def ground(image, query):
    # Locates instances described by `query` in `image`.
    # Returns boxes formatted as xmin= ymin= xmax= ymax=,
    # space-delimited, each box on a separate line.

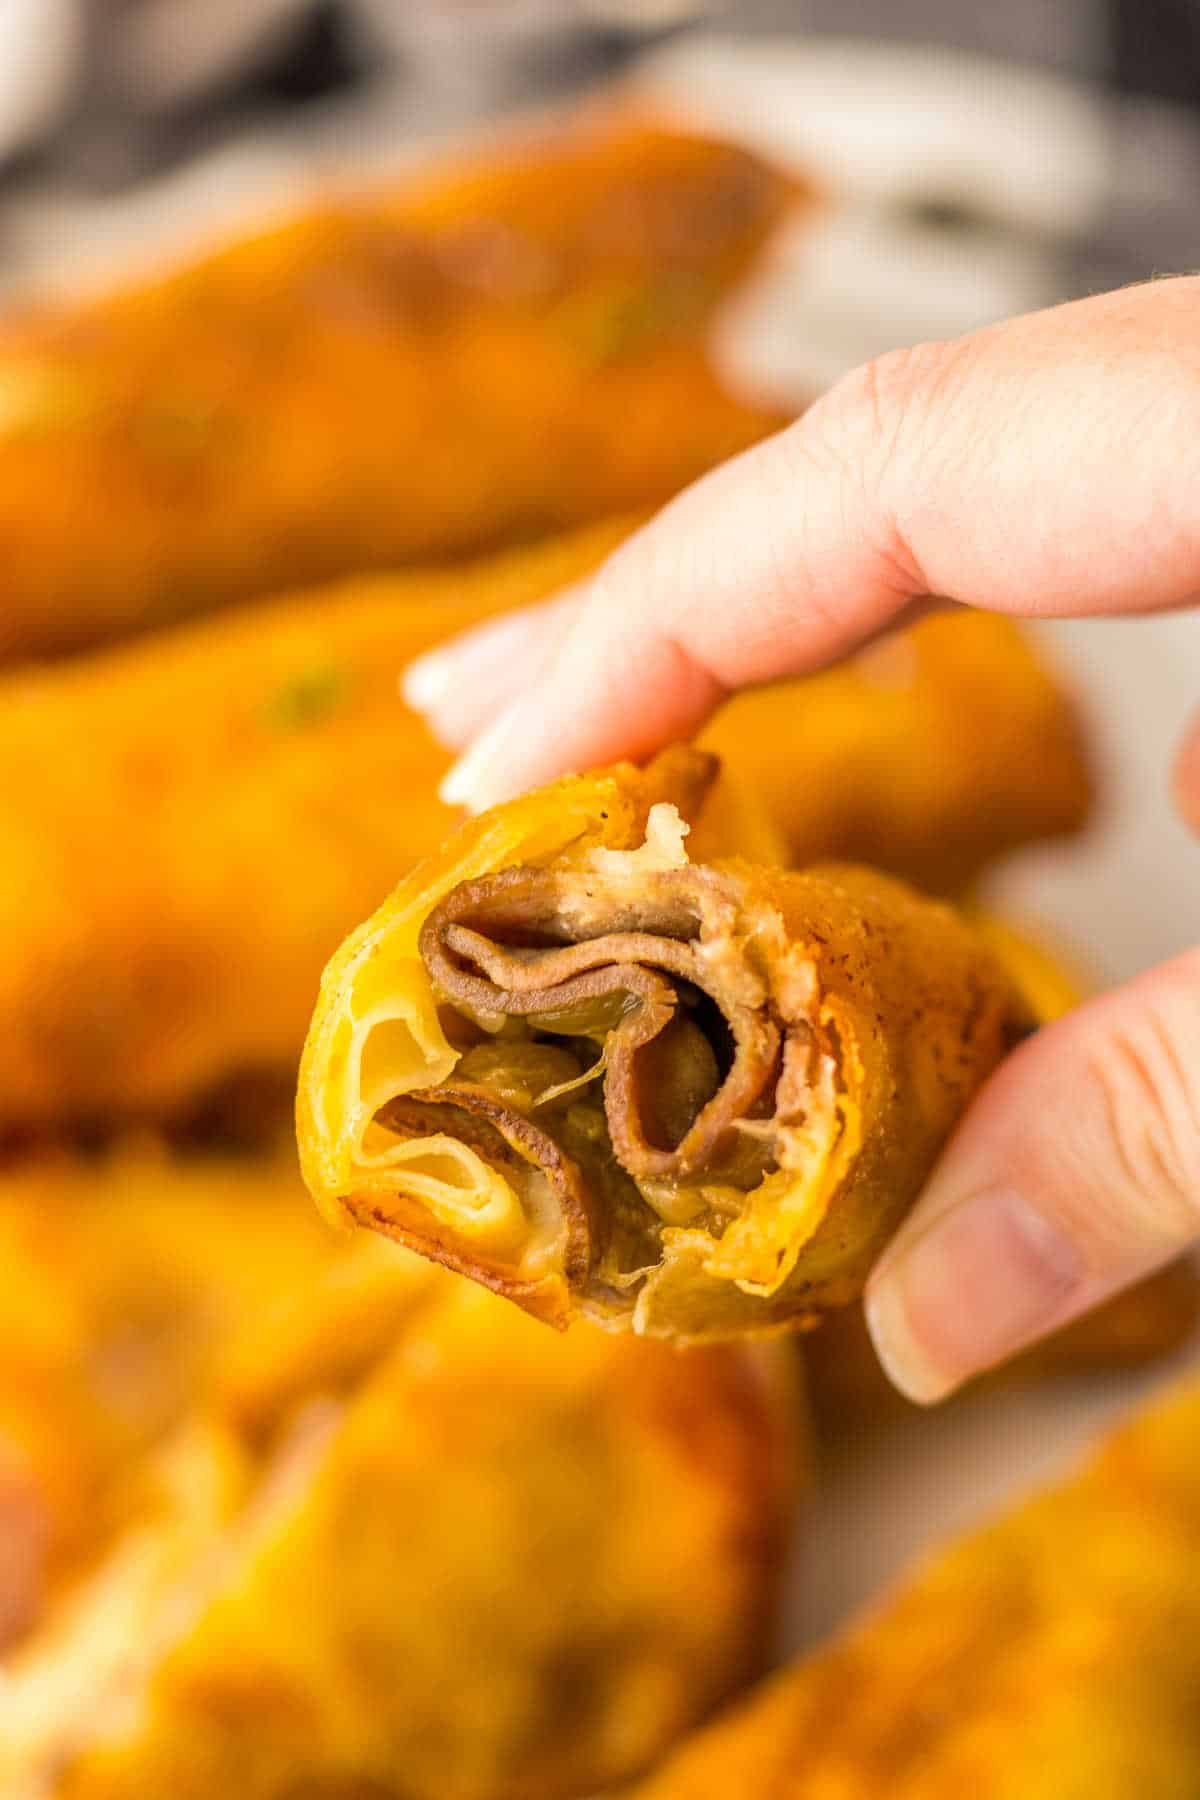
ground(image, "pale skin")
xmin=403 ymin=277 xmax=1200 ymax=1402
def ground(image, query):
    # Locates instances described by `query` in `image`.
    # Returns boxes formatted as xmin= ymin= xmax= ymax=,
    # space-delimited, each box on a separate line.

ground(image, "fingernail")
xmin=403 ymin=606 xmax=559 ymax=717
xmin=438 ymin=703 xmax=525 ymax=811
xmin=401 ymin=651 xmax=454 ymax=713
xmin=865 ymin=1187 xmax=1084 ymax=1404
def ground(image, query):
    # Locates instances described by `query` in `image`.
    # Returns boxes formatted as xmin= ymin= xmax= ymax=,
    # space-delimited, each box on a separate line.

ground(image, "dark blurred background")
xmin=0 ymin=0 xmax=1198 ymax=320
xmin=0 ymin=0 xmax=1130 ymax=178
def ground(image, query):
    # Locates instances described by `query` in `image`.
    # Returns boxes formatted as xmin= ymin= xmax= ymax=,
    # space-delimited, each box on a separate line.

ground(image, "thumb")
xmin=865 ymin=948 xmax=1200 ymax=1402
xmin=1174 ymin=707 xmax=1200 ymax=835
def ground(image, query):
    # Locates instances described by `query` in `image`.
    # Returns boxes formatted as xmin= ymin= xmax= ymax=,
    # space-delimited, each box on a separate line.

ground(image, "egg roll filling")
xmin=418 ymin=868 xmax=789 ymax=1177
xmin=343 ymin=853 xmax=841 ymax=1320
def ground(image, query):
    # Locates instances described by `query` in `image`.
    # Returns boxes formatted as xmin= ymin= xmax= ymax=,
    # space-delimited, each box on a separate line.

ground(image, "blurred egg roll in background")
xmin=0 ymin=1157 xmax=799 ymax=1800
xmin=0 ymin=121 xmax=799 ymax=662
xmin=631 ymin=1371 xmax=1200 ymax=1799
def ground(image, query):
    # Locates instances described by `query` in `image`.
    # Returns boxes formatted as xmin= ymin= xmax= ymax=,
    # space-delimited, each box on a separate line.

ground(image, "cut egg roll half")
xmin=298 ymin=753 xmax=1028 ymax=1340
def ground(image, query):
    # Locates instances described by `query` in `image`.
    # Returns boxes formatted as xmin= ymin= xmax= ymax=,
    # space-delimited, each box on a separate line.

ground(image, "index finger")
xmin=439 ymin=398 xmax=918 ymax=808
xmin=434 ymin=278 xmax=1200 ymax=809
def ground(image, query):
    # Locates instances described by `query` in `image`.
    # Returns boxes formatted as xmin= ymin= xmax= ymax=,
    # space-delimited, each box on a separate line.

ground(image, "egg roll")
xmin=299 ymin=755 xmax=1027 ymax=1341
xmin=632 ymin=1373 xmax=1200 ymax=1800
xmin=0 ymin=122 xmax=797 ymax=662
xmin=0 ymin=521 xmax=1087 ymax=1134
xmin=3 ymin=1244 xmax=798 ymax=1800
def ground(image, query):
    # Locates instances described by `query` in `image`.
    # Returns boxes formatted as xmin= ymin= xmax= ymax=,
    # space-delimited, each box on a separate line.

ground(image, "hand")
xmin=404 ymin=277 xmax=1200 ymax=1402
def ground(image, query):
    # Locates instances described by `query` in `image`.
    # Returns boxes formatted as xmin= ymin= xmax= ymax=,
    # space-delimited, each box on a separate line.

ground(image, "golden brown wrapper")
xmin=1 ymin=1219 xmax=799 ymax=1800
xmin=0 ymin=121 xmax=797 ymax=662
xmin=299 ymin=757 xmax=1027 ymax=1341
xmin=805 ymin=919 xmax=1199 ymax=1429
xmin=967 ymin=912 xmax=1093 ymax=1023
xmin=631 ymin=1373 xmax=1200 ymax=1800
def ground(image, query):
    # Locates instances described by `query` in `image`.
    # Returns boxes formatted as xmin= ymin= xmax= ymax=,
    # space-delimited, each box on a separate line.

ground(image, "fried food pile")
xmin=0 ymin=100 xmax=1190 ymax=1800
xmin=0 ymin=1151 xmax=796 ymax=1800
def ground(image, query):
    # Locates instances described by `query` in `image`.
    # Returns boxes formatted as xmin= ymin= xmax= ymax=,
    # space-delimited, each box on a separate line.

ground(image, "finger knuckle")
xmin=1087 ymin=954 xmax=1200 ymax=1240
xmin=831 ymin=340 xmax=963 ymax=464
xmin=791 ymin=338 xmax=965 ymax=595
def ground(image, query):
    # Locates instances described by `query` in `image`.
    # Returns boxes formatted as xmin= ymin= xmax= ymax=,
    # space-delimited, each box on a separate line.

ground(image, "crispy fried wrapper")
xmin=632 ymin=1373 xmax=1200 ymax=1799
xmin=1 ymin=1227 xmax=799 ymax=1800
xmin=0 ymin=121 xmax=799 ymax=661
xmin=299 ymin=755 xmax=1028 ymax=1342
xmin=805 ymin=916 xmax=1200 ymax=1427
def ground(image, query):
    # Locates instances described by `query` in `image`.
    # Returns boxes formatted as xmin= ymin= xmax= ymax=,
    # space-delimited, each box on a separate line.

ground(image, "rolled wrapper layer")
xmin=806 ymin=916 xmax=1200 ymax=1426
xmin=631 ymin=1374 xmax=1200 ymax=1799
xmin=0 ymin=122 xmax=797 ymax=661
xmin=299 ymin=757 xmax=1027 ymax=1340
